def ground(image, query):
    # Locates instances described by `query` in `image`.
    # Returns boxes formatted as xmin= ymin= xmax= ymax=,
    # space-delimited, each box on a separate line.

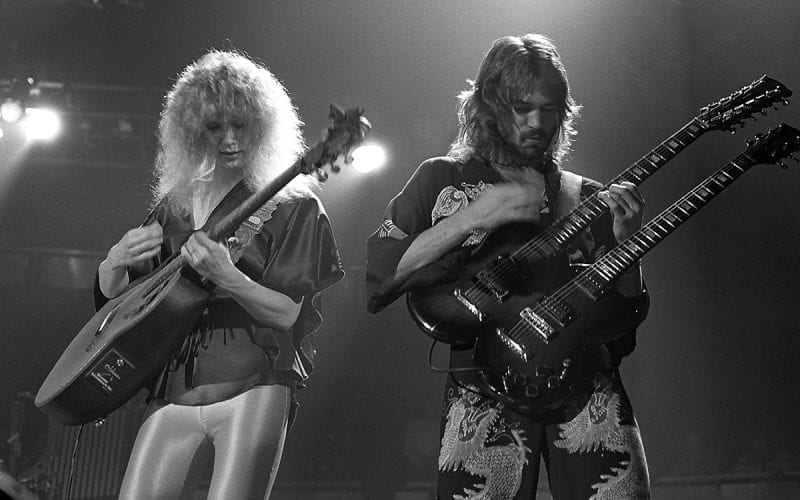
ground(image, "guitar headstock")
xmin=298 ymin=103 xmax=372 ymax=181
xmin=698 ymin=75 xmax=792 ymax=133
xmin=744 ymin=123 xmax=800 ymax=169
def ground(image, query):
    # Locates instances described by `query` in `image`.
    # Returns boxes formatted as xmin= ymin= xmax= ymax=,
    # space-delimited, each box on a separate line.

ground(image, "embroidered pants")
xmin=119 ymin=385 xmax=291 ymax=500
xmin=437 ymin=368 xmax=650 ymax=499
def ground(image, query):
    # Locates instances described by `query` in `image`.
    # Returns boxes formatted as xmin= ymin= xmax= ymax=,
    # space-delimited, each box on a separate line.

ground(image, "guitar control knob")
xmin=547 ymin=376 xmax=561 ymax=389
xmin=559 ymin=358 xmax=571 ymax=380
xmin=535 ymin=365 xmax=549 ymax=378
xmin=512 ymin=373 xmax=528 ymax=386
xmin=524 ymin=383 xmax=539 ymax=398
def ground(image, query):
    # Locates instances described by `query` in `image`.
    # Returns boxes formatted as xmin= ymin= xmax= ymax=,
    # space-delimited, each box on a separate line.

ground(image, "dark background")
xmin=1 ymin=0 xmax=799 ymax=496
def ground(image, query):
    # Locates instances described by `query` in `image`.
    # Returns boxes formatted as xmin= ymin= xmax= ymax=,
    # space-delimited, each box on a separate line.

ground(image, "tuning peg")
xmin=745 ymin=132 xmax=763 ymax=147
xmin=316 ymin=169 xmax=329 ymax=182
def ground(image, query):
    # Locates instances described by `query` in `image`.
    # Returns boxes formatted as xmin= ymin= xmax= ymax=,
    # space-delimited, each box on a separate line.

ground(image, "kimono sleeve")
xmin=258 ymin=196 xmax=344 ymax=335
xmin=365 ymin=158 xmax=467 ymax=313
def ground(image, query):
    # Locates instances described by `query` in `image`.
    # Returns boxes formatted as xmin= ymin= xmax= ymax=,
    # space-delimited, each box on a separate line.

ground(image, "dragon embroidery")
xmin=439 ymin=386 xmax=530 ymax=499
xmin=554 ymin=386 xmax=650 ymax=499
xmin=431 ymin=182 xmax=490 ymax=247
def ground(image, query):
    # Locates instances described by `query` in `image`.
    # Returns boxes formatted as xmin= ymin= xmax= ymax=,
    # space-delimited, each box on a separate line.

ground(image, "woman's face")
xmin=201 ymin=112 xmax=256 ymax=171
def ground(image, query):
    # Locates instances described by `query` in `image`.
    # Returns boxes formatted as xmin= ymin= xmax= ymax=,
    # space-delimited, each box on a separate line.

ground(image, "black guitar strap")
xmin=544 ymin=170 xmax=583 ymax=224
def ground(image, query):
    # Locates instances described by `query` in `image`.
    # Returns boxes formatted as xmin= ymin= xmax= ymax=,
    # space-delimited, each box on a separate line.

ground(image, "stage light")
xmin=24 ymin=108 xmax=62 ymax=142
xmin=351 ymin=143 xmax=387 ymax=173
xmin=1 ymin=98 xmax=24 ymax=123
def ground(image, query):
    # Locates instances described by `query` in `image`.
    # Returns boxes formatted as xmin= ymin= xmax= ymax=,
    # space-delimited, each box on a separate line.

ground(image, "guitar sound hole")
xmin=124 ymin=280 xmax=169 ymax=320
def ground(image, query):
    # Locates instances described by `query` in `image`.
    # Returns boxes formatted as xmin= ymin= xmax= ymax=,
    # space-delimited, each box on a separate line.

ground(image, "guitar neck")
xmin=515 ymin=118 xmax=709 ymax=263
xmin=565 ymin=150 xmax=763 ymax=301
xmin=206 ymin=165 xmax=301 ymax=241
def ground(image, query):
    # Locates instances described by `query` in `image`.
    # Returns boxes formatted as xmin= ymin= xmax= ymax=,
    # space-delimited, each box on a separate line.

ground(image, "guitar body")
xmin=407 ymin=223 xmax=571 ymax=347
xmin=473 ymin=288 xmax=642 ymax=416
xmin=35 ymin=264 xmax=210 ymax=425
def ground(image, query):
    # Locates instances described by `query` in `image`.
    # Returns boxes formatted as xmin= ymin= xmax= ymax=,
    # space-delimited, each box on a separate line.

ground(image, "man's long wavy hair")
xmin=152 ymin=49 xmax=309 ymax=213
xmin=448 ymin=34 xmax=581 ymax=169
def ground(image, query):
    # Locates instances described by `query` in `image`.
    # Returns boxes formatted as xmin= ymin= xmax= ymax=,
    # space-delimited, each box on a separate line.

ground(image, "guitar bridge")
xmin=519 ymin=307 xmax=556 ymax=343
xmin=454 ymin=288 xmax=484 ymax=321
xmin=495 ymin=328 xmax=528 ymax=362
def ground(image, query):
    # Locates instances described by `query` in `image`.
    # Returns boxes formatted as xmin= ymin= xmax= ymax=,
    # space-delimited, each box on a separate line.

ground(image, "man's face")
xmin=202 ymin=112 xmax=256 ymax=171
xmin=497 ymin=84 xmax=559 ymax=162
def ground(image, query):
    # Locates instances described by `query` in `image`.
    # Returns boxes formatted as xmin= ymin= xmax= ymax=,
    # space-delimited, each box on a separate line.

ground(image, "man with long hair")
xmin=367 ymin=34 xmax=651 ymax=498
xmin=96 ymin=50 xmax=343 ymax=499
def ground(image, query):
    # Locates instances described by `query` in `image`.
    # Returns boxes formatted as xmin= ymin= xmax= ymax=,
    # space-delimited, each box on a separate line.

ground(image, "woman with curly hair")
xmin=96 ymin=50 xmax=343 ymax=499
xmin=367 ymin=34 xmax=651 ymax=498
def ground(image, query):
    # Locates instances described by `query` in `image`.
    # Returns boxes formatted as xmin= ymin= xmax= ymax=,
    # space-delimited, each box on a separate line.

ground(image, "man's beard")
xmin=496 ymin=140 xmax=553 ymax=172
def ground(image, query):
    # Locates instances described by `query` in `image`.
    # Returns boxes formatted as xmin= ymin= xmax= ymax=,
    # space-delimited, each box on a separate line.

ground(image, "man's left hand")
xmin=598 ymin=181 xmax=644 ymax=243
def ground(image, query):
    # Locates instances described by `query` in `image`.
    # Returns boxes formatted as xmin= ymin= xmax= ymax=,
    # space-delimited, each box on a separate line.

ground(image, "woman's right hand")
xmin=105 ymin=223 xmax=164 ymax=272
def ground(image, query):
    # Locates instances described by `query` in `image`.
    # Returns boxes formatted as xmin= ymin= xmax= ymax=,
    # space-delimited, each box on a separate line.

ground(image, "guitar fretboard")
xmin=513 ymin=118 xmax=707 ymax=265
xmin=541 ymin=125 xmax=797 ymax=318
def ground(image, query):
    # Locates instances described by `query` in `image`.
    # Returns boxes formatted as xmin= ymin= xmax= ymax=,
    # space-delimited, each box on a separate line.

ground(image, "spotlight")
xmin=351 ymin=143 xmax=387 ymax=173
xmin=1 ymin=98 xmax=24 ymax=123
xmin=24 ymin=108 xmax=62 ymax=142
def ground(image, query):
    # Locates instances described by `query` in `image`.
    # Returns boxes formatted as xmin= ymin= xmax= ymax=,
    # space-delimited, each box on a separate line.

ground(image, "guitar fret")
xmin=661 ymin=143 xmax=677 ymax=155
xmin=626 ymin=238 xmax=646 ymax=255
xmin=668 ymin=138 xmax=684 ymax=149
xmin=632 ymin=165 xmax=647 ymax=177
xmin=684 ymin=120 xmax=703 ymax=136
xmin=618 ymin=244 xmax=639 ymax=262
xmin=664 ymin=212 xmax=681 ymax=225
xmin=653 ymin=219 xmax=671 ymax=233
xmin=674 ymin=202 xmax=692 ymax=217
xmin=643 ymin=156 xmax=659 ymax=169
xmin=631 ymin=234 xmax=651 ymax=252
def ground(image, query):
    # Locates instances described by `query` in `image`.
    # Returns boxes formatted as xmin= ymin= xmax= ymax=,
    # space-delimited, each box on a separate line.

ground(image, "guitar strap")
xmin=544 ymin=170 xmax=583 ymax=221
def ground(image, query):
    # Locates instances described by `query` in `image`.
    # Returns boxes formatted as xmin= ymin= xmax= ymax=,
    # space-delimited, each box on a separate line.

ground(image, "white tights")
xmin=119 ymin=385 xmax=290 ymax=500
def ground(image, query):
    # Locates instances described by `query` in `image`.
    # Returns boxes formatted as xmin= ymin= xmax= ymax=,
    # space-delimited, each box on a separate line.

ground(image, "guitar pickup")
xmin=519 ymin=307 xmax=556 ymax=343
xmin=540 ymin=298 xmax=576 ymax=327
xmin=474 ymin=268 xmax=511 ymax=301
xmin=575 ymin=270 xmax=609 ymax=300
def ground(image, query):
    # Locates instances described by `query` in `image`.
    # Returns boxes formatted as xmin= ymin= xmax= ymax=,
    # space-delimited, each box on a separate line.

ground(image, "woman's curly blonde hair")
xmin=152 ymin=49 xmax=310 ymax=212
